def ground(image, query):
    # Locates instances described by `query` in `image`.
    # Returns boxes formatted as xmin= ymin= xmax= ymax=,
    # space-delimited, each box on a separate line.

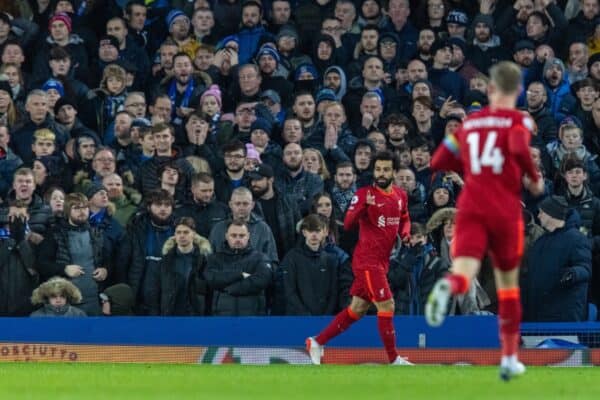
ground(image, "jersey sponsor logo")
xmin=377 ymin=215 xmax=386 ymax=227
xmin=377 ymin=203 xmax=385 ymax=208
xmin=462 ymin=117 xmax=512 ymax=130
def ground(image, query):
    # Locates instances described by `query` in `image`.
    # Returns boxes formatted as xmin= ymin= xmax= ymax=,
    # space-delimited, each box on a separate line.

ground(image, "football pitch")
xmin=2 ymin=363 xmax=599 ymax=400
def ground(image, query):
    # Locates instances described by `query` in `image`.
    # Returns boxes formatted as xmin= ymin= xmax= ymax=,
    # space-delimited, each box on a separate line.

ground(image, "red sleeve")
xmin=399 ymin=190 xmax=411 ymax=240
xmin=431 ymin=133 xmax=463 ymax=173
xmin=343 ymin=189 xmax=367 ymax=231
xmin=508 ymin=124 xmax=539 ymax=183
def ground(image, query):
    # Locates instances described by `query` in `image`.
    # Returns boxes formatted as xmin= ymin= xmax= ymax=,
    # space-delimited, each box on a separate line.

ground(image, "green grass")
xmin=1 ymin=363 xmax=599 ymax=400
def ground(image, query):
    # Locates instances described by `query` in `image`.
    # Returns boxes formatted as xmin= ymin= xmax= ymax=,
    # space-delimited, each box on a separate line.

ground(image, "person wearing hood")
xmin=205 ymin=219 xmax=273 ymax=316
xmin=466 ymin=14 xmax=511 ymax=76
xmin=358 ymin=0 xmax=385 ymax=28
xmin=147 ymin=217 xmax=212 ymax=316
xmin=36 ymin=193 xmax=110 ymax=316
xmin=522 ymin=195 xmax=591 ymax=322
xmin=54 ymin=97 xmax=99 ymax=143
xmin=30 ymin=277 xmax=87 ymax=317
xmin=378 ymin=32 xmax=402 ymax=84
xmin=425 ymin=173 xmax=456 ymax=218
xmin=323 ymin=66 xmax=348 ymax=101
xmin=275 ymin=24 xmax=312 ymax=80
xmin=312 ymin=34 xmax=343 ymax=78
xmin=32 ymin=13 xmax=90 ymax=87
xmin=102 ymin=173 xmax=141 ymax=228
xmin=100 ymin=283 xmax=135 ymax=316
xmin=537 ymin=57 xmax=573 ymax=123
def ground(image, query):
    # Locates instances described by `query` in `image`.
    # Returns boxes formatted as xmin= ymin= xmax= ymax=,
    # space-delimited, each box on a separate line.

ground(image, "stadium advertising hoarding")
xmin=1 ymin=344 xmax=599 ymax=366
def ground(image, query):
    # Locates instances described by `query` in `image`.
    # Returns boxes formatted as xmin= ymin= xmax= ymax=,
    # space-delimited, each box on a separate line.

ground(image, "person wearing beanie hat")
xmin=200 ymin=85 xmax=223 ymax=118
xmin=446 ymin=10 xmax=468 ymax=38
xmin=469 ymin=13 xmax=507 ymax=76
xmin=256 ymin=45 xmax=281 ymax=65
xmin=250 ymin=117 xmax=273 ymax=136
xmin=49 ymin=13 xmax=72 ymax=34
xmin=256 ymin=44 xmax=294 ymax=108
xmin=245 ymin=143 xmax=262 ymax=171
xmin=295 ymin=63 xmax=319 ymax=81
xmin=30 ymin=277 xmax=87 ymax=317
xmin=447 ymin=37 xmax=479 ymax=83
xmin=429 ymin=39 xmax=467 ymax=104
xmin=101 ymin=283 xmax=135 ymax=316
xmin=42 ymin=78 xmax=65 ymax=98
xmin=542 ymin=57 xmax=571 ymax=122
xmin=166 ymin=9 xmax=190 ymax=33
xmin=524 ymin=192 xmax=591 ymax=323
xmin=315 ymin=88 xmax=337 ymax=105
xmin=276 ymin=24 xmax=299 ymax=44
xmin=587 ymin=52 xmax=600 ymax=81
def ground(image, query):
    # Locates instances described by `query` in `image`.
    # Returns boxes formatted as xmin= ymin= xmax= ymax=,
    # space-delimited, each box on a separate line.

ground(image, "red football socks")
xmin=497 ymin=287 xmax=522 ymax=357
xmin=447 ymin=273 xmax=470 ymax=295
xmin=315 ymin=307 xmax=360 ymax=345
xmin=377 ymin=311 xmax=398 ymax=363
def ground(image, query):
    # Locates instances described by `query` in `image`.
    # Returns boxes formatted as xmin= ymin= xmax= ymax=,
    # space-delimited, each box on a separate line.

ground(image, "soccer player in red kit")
xmin=425 ymin=61 xmax=544 ymax=380
xmin=306 ymin=151 xmax=412 ymax=365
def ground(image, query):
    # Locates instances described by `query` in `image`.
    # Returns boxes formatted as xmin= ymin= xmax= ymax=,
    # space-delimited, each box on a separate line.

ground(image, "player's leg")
xmin=490 ymin=217 xmax=526 ymax=380
xmin=495 ymin=268 xmax=526 ymax=380
xmin=306 ymin=295 xmax=369 ymax=365
xmin=426 ymin=212 xmax=487 ymax=326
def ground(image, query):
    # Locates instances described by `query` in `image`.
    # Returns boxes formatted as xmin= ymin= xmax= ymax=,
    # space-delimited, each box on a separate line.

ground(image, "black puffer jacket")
xmin=204 ymin=244 xmax=272 ymax=316
xmin=148 ymin=234 xmax=212 ymax=316
xmin=279 ymin=243 xmax=339 ymax=316
xmin=0 ymin=238 xmax=37 ymax=316
xmin=0 ymin=194 xmax=52 ymax=235
xmin=174 ymin=199 xmax=229 ymax=239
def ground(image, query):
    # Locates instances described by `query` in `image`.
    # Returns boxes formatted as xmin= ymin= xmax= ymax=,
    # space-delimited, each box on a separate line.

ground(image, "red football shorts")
xmin=452 ymin=211 xmax=525 ymax=271
xmin=350 ymin=265 xmax=393 ymax=302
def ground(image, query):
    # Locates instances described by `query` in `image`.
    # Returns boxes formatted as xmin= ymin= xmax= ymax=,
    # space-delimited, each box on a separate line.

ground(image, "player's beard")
xmin=375 ymin=177 xmax=393 ymax=189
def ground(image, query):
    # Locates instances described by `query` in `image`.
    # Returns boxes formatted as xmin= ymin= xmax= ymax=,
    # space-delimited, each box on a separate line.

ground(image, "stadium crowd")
xmin=0 ymin=0 xmax=598 ymax=320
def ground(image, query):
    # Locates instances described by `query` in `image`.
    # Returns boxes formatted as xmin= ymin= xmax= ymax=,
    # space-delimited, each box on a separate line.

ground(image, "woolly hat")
xmin=276 ymin=24 xmax=299 ymax=43
xmin=448 ymin=37 xmax=466 ymax=53
xmin=543 ymin=57 xmax=566 ymax=77
xmin=294 ymin=63 xmax=319 ymax=81
xmin=102 ymin=284 xmax=135 ymax=316
xmin=315 ymin=88 xmax=337 ymax=104
xmin=131 ymin=117 xmax=152 ymax=128
xmin=430 ymin=39 xmax=451 ymax=56
xmin=84 ymin=181 xmax=106 ymax=200
xmin=200 ymin=85 xmax=222 ymax=107
xmin=472 ymin=13 xmax=494 ymax=31
xmin=250 ymin=117 xmax=272 ymax=135
xmin=245 ymin=143 xmax=262 ymax=163
xmin=49 ymin=12 xmax=72 ymax=33
xmin=446 ymin=10 xmax=468 ymax=26
xmin=166 ymin=9 xmax=189 ymax=31
xmin=256 ymin=45 xmax=280 ymax=64
xmin=514 ymin=39 xmax=535 ymax=53
xmin=260 ymin=90 xmax=281 ymax=104
xmin=42 ymin=79 xmax=65 ymax=97
xmin=99 ymin=35 xmax=119 ymax=50
xmin=34 ymin=155 xmax=61 ymax=175
xmin=54 ymin=97 xmax=77 ymax=115
xmin=538 ymin=195 xmax=568 ymax=221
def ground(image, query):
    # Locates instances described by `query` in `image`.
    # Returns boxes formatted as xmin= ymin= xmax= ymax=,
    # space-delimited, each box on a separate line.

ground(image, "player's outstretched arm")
xmin=523 ymin=173 xmax=544 ymax=197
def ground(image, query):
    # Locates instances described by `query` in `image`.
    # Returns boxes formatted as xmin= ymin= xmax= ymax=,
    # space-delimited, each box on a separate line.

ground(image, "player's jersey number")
xmin=466 ymin=131 xmax=505 ymax=174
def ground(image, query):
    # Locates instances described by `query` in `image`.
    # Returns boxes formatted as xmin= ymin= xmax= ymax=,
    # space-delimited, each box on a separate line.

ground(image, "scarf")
xmin=168 ymin=78 xmax=195 ymax=124
xmin=331 ymin=184 xmax=356 ymax=213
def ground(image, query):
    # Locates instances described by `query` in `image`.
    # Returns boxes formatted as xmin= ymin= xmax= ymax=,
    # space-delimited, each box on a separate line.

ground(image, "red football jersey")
xmin=344 ymin=185 xmax=410 ymax=271
xmin=431 ymin=107 xmax=539 ymax=218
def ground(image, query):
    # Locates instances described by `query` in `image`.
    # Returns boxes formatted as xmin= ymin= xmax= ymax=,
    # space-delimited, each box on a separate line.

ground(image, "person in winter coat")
xmin=117 ymin=189 xmax=175 ymax=314
xmin=280 ymin=214 xmax=339 ymax=316
xmin=205 ymin=219 xmax=272 ymax=316
xmin=236 ymin=1 xmax=267 ymax=64
xmin=0 ymin=123 xmax=23 ymax=201
xmin=388 ymin=222 xmax=448 ymax=315
xmin=30 ymin=277 xmax=86 ymax=317
xmin=148 ymin=217 xmax=212 ymax=316
xmin=522 ymin=196 xmax=591 ymax=322
xmin=0 ymin=201 xmax=38 ymax=316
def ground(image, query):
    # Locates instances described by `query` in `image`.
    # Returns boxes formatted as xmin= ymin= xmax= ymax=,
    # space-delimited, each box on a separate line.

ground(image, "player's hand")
xmin=366 ymin=190 xmax=375 ymax=206
xmin=525 ymin=174 xmax=544 ymax=197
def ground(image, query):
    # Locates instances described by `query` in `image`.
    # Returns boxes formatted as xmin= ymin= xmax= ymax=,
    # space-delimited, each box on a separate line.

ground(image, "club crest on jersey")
xmin=398 ymin=200 xmax=403 ymax=210
xmin=523 ymin=116 xmax=534 ymax=132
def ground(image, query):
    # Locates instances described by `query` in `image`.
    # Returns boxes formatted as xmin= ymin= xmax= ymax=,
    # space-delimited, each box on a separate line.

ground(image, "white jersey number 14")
xmin=466 ymin=131 xmax=505 ymax=174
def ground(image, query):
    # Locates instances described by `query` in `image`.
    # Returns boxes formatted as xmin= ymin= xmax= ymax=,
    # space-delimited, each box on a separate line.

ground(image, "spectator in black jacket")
xmin=117 ymin=189 xmax=175 ymax=314
xmin=524 ymin=81 xmax=557 ymax=146
xmin=0 ymin=201 xmax=38 ymax=316
xmin=213 ymin=140 xmax=251 ymax=203
xmin=249 ymin=163 xmax=301 ymax=258
xmin=175 ymin=172 xmax=229 ymax=239
xmin=148 ymin=217 xmax=212 ymax=316
xmin=205 ymin=219 xmax=272 ymax=316
xmin=280 ymin=214 xmax=339 ymax=316
xmin=522 ymin=196 xmax=591 ymax=322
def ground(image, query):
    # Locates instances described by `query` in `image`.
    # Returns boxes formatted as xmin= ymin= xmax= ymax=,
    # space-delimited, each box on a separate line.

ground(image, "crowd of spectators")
xmin=0 ymin=0 xmax=598 ymax=321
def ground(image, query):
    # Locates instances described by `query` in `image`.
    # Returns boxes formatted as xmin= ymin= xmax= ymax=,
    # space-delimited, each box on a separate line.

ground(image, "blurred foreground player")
xmin=306 ymin=151 xmax=412 ymax=365
xmin=425 ymin=61 xmax=544 ymax=380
